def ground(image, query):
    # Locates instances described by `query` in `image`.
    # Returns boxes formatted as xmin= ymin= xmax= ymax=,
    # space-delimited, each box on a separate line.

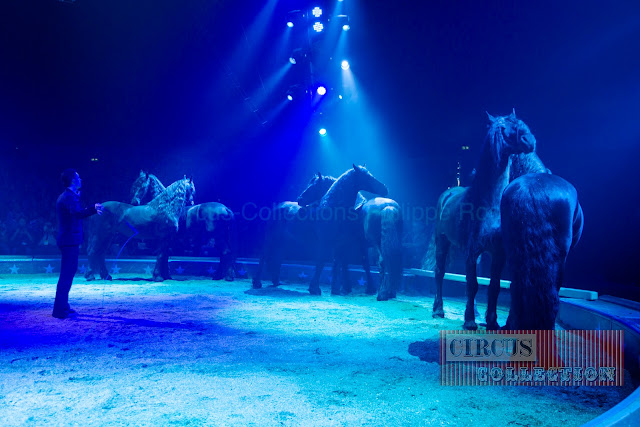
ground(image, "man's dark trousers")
xmin=53 ymin=245 xmax=79 ymax=314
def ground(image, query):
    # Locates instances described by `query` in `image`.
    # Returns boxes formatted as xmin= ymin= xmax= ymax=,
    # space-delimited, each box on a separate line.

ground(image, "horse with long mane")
xmin=251 ymin=172 xmax=340 ymax=289
xmin=186 ymin=202 xmax=236 ymax=281
xmin=307 ymin=165 xmax=388 ymax=295
xmin=432 ymin=110 xmax=536 ymax=330
xmin=130 ymin=170 xmax=166 ymax=206
xmin=85 ymin=177 xmax=196 ymax=281
xmin=501 ymin=154 xmax=584 ymax=330
xmin=129 ymin=172 xmax=237 ymax=281
xmin=337 ymin=197 xmax=403 ymax=301
xmin=296 ymin=174 xmax=377 ymax=296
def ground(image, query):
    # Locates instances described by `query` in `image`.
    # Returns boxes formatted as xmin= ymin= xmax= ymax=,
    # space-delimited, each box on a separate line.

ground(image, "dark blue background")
xmin=1 ymin=0 xmax=638 ymax=298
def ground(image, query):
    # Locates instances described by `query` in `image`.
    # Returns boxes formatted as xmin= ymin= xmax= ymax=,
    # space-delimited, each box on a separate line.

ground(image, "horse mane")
xmin=510 ymin=152 xmax=548 ymax=181
xmin=320 ymin=168 xmax=358 ymax=208
xmin=486 ymin=120 xmax=508 ymax=170
xmin=148 ymin=178 xmax=194 ymax=227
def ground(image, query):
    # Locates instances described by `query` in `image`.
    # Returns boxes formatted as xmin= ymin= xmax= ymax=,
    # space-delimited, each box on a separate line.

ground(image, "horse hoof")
xmin=153 ymin=276 xmax=164 ymax=282
xmin=463 ymin=321 xmax=478 ymax=330
xmin=432 ymin=309 xmax=445 ymax=318
xmin=486 ymin=321 xmax=501 ymax=331
xmin=252 ymin=283 xmax=262 ymax=289
xmin=365 ymin=288 xmax=376 ymax=295
xmin=377 ymin=293 xmax=395 ymax=301
xmin=330 ymin=287 xmax=342 ymax=296
xmin=308 ymin=288 xmax=321 ymax=296
xmin=224 ymin=276 xmax=234 ymax=282
xmin=104 ymin=274 xmax=112 ymax=281
xmin=85 ymin=274 xmax=96 ymax=282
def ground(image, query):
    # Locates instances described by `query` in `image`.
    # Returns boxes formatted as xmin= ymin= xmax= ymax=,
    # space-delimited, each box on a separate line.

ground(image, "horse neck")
xmin=510 ymin=153 xmax=546 ymax=181
xmin=150 ymin=177 xmax=166 ymax=198
xmin=468 ymin=131 xmax=511 ymax=205
xmin=148 ymin=182 xmax=188 ymax=218
xmin=320 ymin=173 xmax=360 ymax=208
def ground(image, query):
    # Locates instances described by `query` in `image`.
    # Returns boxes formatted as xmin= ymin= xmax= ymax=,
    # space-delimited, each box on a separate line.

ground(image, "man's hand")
xmin=95 ymin=203 xmax=104 ymax=215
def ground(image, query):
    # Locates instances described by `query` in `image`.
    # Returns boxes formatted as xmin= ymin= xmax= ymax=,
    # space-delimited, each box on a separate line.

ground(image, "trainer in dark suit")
xmin=52 ymin=168 xmax=103 ymax=319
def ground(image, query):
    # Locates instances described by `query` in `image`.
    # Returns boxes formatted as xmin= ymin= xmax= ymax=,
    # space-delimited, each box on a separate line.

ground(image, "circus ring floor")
xmin=0 ymin=256 xmax=639 ymax=426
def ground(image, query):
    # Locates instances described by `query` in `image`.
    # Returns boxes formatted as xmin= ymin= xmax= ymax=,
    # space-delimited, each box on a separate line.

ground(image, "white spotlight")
xmin=317 ymin=86 xmax=327 ymax=95
xmin=289 ymin=57 xmax=296 ymax=65
xmin=313 ymin=22 xmax=324 ymax=32
xmin=312 ymin=7 xmax=323 ymax=18
xmin=343 ymin=24 xmax=350 ymax=31
xmin=341 ymin=60 xmax=350 ymax=70
xmin=287 ymin=21 xmax=294 ymax=28
xmin=319 ymin=128 xmax=327 ymax=136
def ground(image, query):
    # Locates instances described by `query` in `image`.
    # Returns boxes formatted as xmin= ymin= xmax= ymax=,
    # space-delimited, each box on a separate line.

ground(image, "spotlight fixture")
xmin=317 ymin=86 xmax=327 ymax=96
xmin=312 ymin=7 xmax=323 ymax=18
xmin=313 ymin=22 xmax=324 ymax=33
xmin=289 ymin=48 xmax=304 ymax=65
xmin=336 ymin=14 xmax=350 ymax=31
xmin=286 ymin=10 xmax=304 ymax=28
xmin=341 ymin=60 xmax=350 ymax=70
xmin=287 ymin=94 xmax=293 ymax=101
xmin=319 ymin=128 xmax=327 ymax=136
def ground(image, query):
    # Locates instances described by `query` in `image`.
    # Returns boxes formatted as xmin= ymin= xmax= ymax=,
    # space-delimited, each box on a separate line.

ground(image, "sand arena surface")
xmin=0 ymin=274 xmax=634 ymax=426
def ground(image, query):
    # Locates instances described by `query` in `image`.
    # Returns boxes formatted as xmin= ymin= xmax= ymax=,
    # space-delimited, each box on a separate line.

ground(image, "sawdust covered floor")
xmin=0 ymin=274 xmax=634 ymax=426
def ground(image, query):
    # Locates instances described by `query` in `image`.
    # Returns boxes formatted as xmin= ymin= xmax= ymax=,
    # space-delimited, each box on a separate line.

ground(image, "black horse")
xmin=307 ymin=165 xmax=388 ymax=295
xmin=251 ymin=173 xmax=338 ymax=289
xmin=432 ymin=110 xmax=536 ymax=329
xmin=186 ymin=202 xmax=237 ymax=281
xmin=130 ymin=173 xmax=237 ymax=280
xmin=501 ymin=158 xmax=584 ymax=330
xmin=85 ymin=177 xmax=196 ymax=281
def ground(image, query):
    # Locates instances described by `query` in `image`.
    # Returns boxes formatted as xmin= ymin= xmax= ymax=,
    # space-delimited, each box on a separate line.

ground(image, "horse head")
xmin=351 ymin=164 xmax=388 ymax=197
xmin=486 ymin=109 xmax=536 ymax=164
xmin=297 ymin=172 xmax=336 ymax=205
xmin=185 ymin=177 xmax=196 ymax=206
xmin=130 ymin=170 xmax=150 ymax=205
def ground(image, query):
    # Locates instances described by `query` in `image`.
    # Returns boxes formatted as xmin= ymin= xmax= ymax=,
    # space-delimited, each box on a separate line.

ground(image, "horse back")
xmin=502 ymin=173 xmax=579 ymax=254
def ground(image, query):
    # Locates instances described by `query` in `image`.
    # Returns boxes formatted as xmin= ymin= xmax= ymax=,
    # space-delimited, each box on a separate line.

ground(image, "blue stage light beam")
xmin=228 ymin=0 xmax=278 ymax=70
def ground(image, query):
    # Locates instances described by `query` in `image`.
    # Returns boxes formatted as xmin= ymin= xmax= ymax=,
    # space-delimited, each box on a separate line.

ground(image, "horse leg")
xmin=485 ymin=250 xmax=505 ymax=330
xmin=252 ymin=251 xmax=266 ymax=288
xmin=341 ymin=257 xmax=352 ymax=295
xmin=309 ymin=255 xmax=324 ymax=296
xmin=463 ymin=253 xmax=480 ymax=330
xmin=362 ymin=246 xmax=376 ymax=295
xmin=330 ymin=255 xmax=341 ymax=295
xmin=153 ymin=244 xmax=170 ymax=282
xmin=432 ymin=234 xmax=450 ymax=318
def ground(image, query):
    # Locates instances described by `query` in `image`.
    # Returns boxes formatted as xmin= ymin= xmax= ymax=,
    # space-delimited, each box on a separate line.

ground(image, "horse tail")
xmin=502 ymin=182 xmax=566 ymax=330
xmin=422 ymin=231 xmax=436 ymax=270
xmin=379 ymin=205 xmax=403 ymax=299
xmin=571 ymin=202 xmax=584 ymax=250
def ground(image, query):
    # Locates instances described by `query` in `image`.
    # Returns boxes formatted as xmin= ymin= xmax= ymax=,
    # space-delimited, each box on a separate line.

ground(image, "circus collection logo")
xmin=439 ymin=330 xmax=624 ymax=386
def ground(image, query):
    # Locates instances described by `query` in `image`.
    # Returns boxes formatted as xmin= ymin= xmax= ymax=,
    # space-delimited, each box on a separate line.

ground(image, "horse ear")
xmin=317 ymin=172 xmax=322 ymax=179
xmin=353 ymin=163 xmax=358 ymax=171
xmin=509 ymin=108 xmax=517 ymax=120
xmin=486 ymin=111 xmax=496 ymax=123
xmin=189 ymin=175 xmax=193 ymax=183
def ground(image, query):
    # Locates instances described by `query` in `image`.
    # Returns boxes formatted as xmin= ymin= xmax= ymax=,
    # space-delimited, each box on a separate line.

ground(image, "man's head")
xmin=61 ymin=168 xmax=81 ymax=191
